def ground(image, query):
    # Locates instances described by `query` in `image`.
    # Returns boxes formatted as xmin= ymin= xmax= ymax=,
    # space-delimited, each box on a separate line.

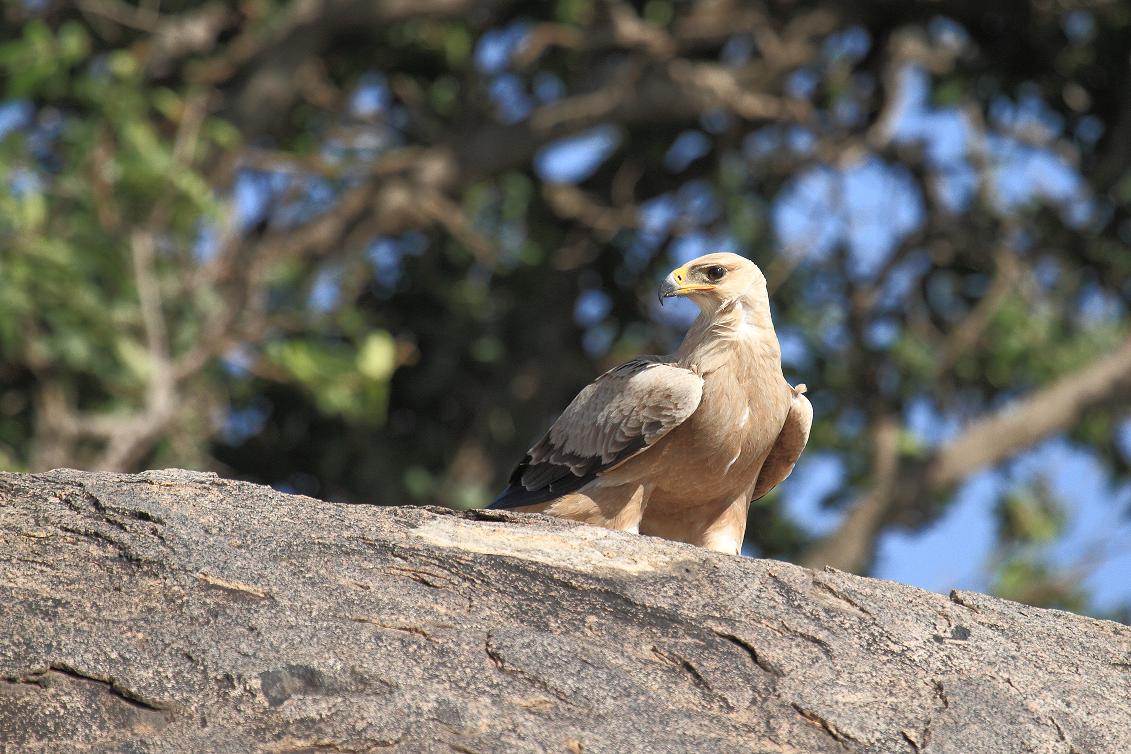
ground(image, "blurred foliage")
xmin=1 ymin=0 xmax=1130 ymax=620
xmin=991 ymin=482 xmax=1088 ymax=613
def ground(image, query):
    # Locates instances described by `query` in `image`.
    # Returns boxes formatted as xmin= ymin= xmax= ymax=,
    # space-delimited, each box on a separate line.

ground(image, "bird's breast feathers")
xmin=704 ymin=374 xmax=790 ymax=464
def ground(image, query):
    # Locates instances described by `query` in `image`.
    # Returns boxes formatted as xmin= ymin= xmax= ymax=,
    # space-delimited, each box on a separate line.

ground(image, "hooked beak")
xmin=658 ymin=264 xmax=713 ymax=305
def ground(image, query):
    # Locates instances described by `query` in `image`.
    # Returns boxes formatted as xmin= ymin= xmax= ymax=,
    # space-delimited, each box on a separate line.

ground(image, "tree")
xmin=1 ymin=0 xmax=1129 ymax=618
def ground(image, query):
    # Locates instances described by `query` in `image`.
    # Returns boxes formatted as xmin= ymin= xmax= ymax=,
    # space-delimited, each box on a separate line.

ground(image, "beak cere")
xmin=658 ymin=265 xmax=690 ymax=304
xmin=658 ymin=264 xmax=713 ymax=303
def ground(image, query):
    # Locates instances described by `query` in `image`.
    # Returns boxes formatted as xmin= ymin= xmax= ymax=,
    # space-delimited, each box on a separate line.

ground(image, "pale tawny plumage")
xmin=490 ymin=252 xmax=811 ymax=554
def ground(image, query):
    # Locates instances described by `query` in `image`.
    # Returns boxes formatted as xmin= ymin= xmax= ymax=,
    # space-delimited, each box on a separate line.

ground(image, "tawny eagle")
xmin=490 ymin=252 xmax=811 ymax=555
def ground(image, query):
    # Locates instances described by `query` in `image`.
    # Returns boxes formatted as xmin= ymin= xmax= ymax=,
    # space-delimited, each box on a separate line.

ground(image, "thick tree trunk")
xmin=1 ymin=470 xmax=1128 ymax=753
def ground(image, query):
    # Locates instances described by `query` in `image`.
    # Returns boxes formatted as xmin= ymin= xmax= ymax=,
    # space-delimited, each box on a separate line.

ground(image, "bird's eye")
xmin=705 ymin=265 xmax=726 ymax=282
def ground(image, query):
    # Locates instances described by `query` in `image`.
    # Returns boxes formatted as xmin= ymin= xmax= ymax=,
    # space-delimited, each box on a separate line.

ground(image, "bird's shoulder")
xmin=599 ymin=354 xmax=681 ymax=378
xmin=569 ymin=356 xmax=704 ymax=420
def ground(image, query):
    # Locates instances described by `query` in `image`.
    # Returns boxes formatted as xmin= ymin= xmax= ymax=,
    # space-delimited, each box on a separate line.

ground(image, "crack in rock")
xmin=790 ymin=702 xmax=858 ymax=747
xmin=483 ymin=635 xmax=571 ymax=705
xmin=8 ymin=662 xmax=175 ymax=713
xmin=709 ymin=628 xmax=782 ymax=676
xmin=648 ymin=645 xmax=735 ymax=713
xmin=812 ymin=578 xmax=874 ymax=619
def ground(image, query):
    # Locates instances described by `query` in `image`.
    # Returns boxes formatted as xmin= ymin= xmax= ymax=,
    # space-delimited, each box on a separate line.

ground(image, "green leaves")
xmin=555 ymin=0 xmax=594 ymax=25
xmin=991 ymin=558 xmax=1087 ymax=613
xmin=0 ymin=21 xmax=89 ymax=98
xmin=0 ymin=18 xmax=242 ymax=469
xmin=0 ymin=175 xmax=46 ymax=232
xmin=987 ymin=482 xmax=1087 ymax=613
xmin=266 ymin=332 xmax=396 ymax=424
xmin=998 ymin=485 xmax=1064 ymax=545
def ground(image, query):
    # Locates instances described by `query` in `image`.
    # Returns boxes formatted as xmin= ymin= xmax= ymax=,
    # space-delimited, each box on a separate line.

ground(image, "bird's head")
xmin=658 ymin=252 xmax=766 ymax=309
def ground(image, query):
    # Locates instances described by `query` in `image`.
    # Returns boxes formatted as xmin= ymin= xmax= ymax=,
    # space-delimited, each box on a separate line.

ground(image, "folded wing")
xmin=490 ymin=358 xmax=704 ymax=509
xmin=751 ymin=385 xmax=812 ymax=501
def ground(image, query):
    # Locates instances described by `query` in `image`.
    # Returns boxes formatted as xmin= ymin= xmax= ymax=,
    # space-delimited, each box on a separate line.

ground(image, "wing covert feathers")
xmin=489 ymin=358 xmax=703 ymax=509
xmin=751 ymin=384 xmax=812 ymax=501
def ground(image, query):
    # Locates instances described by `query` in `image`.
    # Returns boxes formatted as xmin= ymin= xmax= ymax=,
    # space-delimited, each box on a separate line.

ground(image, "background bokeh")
xmin=2 ymin=0 xmax=1129 ymax=621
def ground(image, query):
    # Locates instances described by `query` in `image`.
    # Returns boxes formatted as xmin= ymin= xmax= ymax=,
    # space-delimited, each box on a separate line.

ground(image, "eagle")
xmin=489 ymin=252 xmax=811 ymax=555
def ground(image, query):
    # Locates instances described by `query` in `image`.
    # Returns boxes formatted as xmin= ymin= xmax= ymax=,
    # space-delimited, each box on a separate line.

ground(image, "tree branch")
xmin=801 ymin=417 xmax=901 ymax=572
xmin=802 ymin=332 xmax=1131 ymax=573
xmin=928 ymin=333 xmax=1131 ymax=489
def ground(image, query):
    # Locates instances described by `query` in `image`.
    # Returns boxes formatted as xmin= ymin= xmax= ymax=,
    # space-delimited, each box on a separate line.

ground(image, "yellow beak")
xmin=658 ymin=264 xmax=714 ymax=303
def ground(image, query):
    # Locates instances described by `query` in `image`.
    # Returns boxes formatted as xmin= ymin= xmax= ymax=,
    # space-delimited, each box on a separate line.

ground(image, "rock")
xmin=1 ymin=469 xmax=1128 ymax=753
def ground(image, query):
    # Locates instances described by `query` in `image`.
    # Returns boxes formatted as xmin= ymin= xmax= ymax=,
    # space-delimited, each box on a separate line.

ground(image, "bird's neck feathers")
xmin=677 ymin=288 xmax=781 ymax=373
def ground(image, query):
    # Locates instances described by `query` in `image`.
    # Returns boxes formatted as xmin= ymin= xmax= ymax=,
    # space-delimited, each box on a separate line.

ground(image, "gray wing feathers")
xmin=489 ymin=357 xmax=703 ymax=508
xmin=530 ymin=358 xmax=703 ymax=474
